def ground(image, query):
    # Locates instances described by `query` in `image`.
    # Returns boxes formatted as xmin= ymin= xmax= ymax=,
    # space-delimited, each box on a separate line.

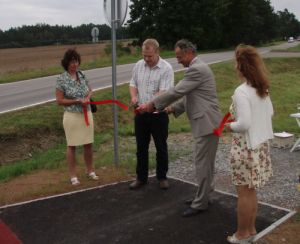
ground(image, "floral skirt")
xmin=230 ymin=133 xmax=273 ymax=189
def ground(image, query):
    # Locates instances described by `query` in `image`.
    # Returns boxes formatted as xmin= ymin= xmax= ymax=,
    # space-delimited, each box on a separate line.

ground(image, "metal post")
xmin=117 ymin=0 xmax=122 ymax=26
xmin=111 ymin=0 xmax=119 ymax=165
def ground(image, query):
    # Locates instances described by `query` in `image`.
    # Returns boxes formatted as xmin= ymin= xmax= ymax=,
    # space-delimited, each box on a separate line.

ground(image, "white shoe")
xmin=70 ymin=177 xmax=80 ymax=186
xmin=87 ymin=172 xmax=99 ymax=180
xmin=227 ymin=233 xmax=252 ymax=243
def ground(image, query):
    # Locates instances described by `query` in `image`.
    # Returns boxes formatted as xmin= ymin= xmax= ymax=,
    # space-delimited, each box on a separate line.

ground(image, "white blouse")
xmin=230 ymin=82 xmax=274 ymax=149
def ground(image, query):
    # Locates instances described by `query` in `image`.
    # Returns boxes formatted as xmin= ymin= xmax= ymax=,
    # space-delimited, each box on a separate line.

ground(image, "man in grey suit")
xmin=139 ymin=39 xmax=221 ymax=217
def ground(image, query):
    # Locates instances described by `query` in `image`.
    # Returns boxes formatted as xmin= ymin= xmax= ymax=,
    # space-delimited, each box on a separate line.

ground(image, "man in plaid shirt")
xmin=129 ymin=39 xmax=174 ymax=190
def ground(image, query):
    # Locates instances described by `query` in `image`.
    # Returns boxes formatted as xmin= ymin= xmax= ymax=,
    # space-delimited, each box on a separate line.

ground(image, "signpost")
xmin=91 ymin=27 xmax=99 ymax=43
xmin=103 ymin=0 xmax=128 ymax=165
xmin=104 ymin=0 xmax=128 ymax=29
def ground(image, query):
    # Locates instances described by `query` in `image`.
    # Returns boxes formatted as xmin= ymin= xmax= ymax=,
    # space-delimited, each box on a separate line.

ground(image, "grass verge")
xmin=0 ymin=57 xmax=300 ymax=182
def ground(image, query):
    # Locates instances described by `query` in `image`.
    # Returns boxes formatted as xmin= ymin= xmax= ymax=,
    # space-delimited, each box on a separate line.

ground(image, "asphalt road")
xmin=0 ymin=42 xmax=298 ymax=114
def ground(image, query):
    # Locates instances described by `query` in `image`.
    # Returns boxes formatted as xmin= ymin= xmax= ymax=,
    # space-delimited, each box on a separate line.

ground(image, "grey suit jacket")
xmin=153 ymin=57 xmax=221 ymax=137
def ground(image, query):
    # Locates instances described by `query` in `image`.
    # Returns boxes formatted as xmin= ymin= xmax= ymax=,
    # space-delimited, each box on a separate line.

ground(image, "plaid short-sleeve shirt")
xmin=129 ymin=57 xmax=174 ymax=104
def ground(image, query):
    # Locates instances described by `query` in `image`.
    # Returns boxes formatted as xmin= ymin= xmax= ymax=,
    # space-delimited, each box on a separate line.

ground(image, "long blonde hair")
xmin=235 ymin=44 xmax=270 ymax=98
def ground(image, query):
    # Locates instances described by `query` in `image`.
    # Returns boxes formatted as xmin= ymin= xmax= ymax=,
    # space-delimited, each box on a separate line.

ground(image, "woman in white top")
xmin=226 ymin=44 xmax=274 ymax=243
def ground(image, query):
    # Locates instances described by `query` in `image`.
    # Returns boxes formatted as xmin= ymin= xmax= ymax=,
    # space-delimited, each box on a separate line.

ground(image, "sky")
xmin=0 ymin=0 xmax=299 ymax=31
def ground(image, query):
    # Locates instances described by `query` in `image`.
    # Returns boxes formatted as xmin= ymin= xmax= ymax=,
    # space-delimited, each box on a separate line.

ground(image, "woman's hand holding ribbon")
xmin=213 ymin=112 xmax=234 ymax=136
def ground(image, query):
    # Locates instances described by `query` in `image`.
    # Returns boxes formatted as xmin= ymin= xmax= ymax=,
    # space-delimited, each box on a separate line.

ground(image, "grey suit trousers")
xmin=190 ymin=133 xmax=219 ymax=210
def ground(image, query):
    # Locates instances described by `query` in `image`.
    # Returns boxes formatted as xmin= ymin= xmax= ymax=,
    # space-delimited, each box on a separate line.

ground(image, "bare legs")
xmin=67 ymin=143 xmax=94 ymax=178
xmin=235 ymin=185 xmax=257 ymax=239
xmin=67 ymin=146 xmax=77 ymax=178
xmin=83 ymin=143 xmax=94 ymax=174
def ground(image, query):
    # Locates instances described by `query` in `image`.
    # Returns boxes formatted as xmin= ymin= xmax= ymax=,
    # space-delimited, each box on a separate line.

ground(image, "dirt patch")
xmin=0 ymin=132 xmax=63 ymax=165
xmin=256 ymin=213 xmax=300 ymax=244
xmin=0 ymin=43 xmax=108 ymax=74
xmin=0 ymin=166 xmax=131 ymax=207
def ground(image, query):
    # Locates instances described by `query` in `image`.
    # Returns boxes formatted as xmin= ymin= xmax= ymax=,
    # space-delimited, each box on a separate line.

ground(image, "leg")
xmin=151 ymin=113 xmax=169 ymax=180
xmin=67 ymin=146 xmax=77 ymax=178
xmin=83 ymin=143 xmax=94 ymax=174
xmin=191 ymin=134 xmax=219 ymax=210
xmin=135 ymin=114 xmax=151 ymax=183
xmin=249 ymin=188 xmax=258 ymax=235
xmin=235 ymin=185 xmax=257 ymax=239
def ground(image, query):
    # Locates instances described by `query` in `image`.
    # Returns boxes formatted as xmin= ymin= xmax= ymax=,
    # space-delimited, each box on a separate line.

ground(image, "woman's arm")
xmin=229 ymin=90 xmax=251 ymax=132
xmin=55 ymin=88 xmax=83 ymax=106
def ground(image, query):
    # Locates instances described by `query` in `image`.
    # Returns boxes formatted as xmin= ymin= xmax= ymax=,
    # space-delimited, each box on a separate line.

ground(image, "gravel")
xmin=165 ymin=133 xmax=300 ymax=210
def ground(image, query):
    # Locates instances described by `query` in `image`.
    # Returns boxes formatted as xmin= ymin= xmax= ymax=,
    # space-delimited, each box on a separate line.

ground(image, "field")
xmin=0 ymin=43 xmax=108 ymax=74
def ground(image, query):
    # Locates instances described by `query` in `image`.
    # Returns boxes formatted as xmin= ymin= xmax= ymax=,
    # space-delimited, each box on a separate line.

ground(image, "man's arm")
xmin=129 ymin=86 xmax=138 ymax=106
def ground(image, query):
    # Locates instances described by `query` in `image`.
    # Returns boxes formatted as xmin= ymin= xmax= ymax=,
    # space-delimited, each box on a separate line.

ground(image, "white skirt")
xmin=63 ymin=111 xmax=94 ymax=146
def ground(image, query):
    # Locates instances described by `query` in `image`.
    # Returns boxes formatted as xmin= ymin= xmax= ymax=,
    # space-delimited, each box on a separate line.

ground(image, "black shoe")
xmin=184 ymin=198 xmax=194 ymax=205
xmin=129 ymin=180 xmax=146 ymax=190
xmin=184 ymin=198 xmax=213 ymax=205
xmin=159 ymin=179 xmax=169 ymax=189
xmin=181 ymin=207 xmax=206 ymax=217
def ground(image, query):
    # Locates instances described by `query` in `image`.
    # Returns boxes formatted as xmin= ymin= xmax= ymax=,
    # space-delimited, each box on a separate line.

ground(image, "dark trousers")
xmin=134 ymin=112 xmax=169 ymax=183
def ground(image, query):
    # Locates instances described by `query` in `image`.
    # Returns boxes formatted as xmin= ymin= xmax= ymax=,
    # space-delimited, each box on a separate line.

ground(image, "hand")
xmin=224 ymin=123 xmax=232 ymax=132
xmin=137 ymin=102 xmax=155 ymax=113
xmin=83 ymin=97 xmax=90 ymax=104
xmin=75 ymin=98 xmax=84 ymax=104
xmin=164 ymin=106 xmax=174 ymax=114
xmin=131 ymin=97 xmax=138 ymax=107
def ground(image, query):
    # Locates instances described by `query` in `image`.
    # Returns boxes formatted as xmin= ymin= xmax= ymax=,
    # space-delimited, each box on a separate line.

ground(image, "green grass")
xmin=286 ymin=43 xmax=300 ymax=52
xmin=212 ymin=58 xmax=300 ymax=133
xmin=0 ymin=57 xmax=299 ymax=182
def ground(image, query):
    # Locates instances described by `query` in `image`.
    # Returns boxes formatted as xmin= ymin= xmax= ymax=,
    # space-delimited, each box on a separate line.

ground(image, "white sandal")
xmin=227 ymin=233 xmax=252 ymax=243
xmin=70 ymin=177 xmax=80 ymax=185
xmin=87 ymin=172 xmax=99 ymax=180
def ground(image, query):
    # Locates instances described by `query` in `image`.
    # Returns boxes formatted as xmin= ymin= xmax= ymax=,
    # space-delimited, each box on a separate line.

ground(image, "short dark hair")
xmin=174 ymin=39 xmax=197 ymax=54
xmin=61 ymin=48 xmax=81 ymax=71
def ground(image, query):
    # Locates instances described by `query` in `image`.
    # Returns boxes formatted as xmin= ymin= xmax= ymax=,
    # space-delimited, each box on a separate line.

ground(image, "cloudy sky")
xmin=0 ymin=0 xmax=299 ymax=31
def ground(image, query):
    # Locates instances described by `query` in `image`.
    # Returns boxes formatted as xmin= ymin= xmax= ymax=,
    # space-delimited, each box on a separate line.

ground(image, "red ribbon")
xmin=134 ymin=108 xmax=140 ymax=115
xmin=213 ymin=112 xmax=234 ymax=136
xmin=83 ymin=99 xmax=129 ymax=126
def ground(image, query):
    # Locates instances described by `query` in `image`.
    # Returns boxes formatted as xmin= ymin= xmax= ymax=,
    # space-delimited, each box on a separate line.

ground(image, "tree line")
xmin=0 ymin=23 xmax=130 ymax=48
xmin=1 ymin=0 xmax=300 ymax=50
xmin=128 ymin=0 xmax=300 ymax=49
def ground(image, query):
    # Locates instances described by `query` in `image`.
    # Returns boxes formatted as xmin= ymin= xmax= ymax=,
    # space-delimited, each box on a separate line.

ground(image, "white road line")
xmin=0 ymin=100 xmax=55 ymax=114
xmin=0 ymin=81 xmax=131 ymax=114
